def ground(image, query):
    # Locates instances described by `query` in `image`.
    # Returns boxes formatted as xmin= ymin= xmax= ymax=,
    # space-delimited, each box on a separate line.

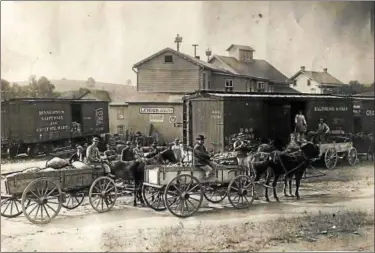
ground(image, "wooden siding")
xmin=126 ymin=103 xmax=183 ymax=144
xmin=108 ymin=105 xmax=129 ymax=134
xmin=137 ymin=52 xmax=201 ymax=93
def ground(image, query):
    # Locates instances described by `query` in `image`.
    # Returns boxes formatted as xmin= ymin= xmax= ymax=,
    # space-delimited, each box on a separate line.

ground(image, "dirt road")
xmin=1 ymin=161 xmax=374 ymax=252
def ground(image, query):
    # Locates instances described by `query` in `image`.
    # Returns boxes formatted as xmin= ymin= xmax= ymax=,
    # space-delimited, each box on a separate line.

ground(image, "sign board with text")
xmin=149 ymin=114 xmax=165 ymax=123
xmin=140 ymin=108 xmax=174 ymax=114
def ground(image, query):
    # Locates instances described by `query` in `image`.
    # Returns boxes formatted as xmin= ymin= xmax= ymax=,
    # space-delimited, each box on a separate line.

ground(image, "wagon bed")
xmin=1 ymin=166 xmax=118 ymax=224
xmin=318 ymin=140 xmax=357 ymax=169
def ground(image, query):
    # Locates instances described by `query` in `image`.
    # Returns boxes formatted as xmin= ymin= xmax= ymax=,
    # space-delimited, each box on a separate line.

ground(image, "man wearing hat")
xmin=134 ymin=131 xmax=144 ymax=146
xmin=69 ymin=144 xmax=84 ymax=164
xmin=172 ymin=138 xmax=183 ymax=162
xmin=233 ymin=133 xmax=248 ymax=168
xmin=294 ymin=110 xmax=307 ymax=143
xmin=146 ymin=142 xmax=160 ymax=158
xmin=121 ymin=141 xmax=136 ymax=161
xmin=86 ymin=137 xmax=111 ymax=175
xmin=193 ymin=135 xmax=216 ymax=180
xmin=316 ymin=118 xmax=330 ymax=143
xmin=133 ymin=142 xmax=145 ymax=160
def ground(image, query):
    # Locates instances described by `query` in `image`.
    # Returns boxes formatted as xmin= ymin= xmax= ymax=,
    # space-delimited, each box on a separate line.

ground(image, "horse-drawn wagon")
xmin=317 ymin=135 xmax=357 ymax=169
xmin=1 ymin=165 xmax=118 ymax=224
xmin=142 ymin=164 xmax=256 ymax=218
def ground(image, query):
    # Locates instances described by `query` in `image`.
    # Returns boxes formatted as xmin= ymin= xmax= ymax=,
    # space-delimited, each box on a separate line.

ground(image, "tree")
xmin=86 ymin=77 xmax=96 ymax=88
xmin=1 ymin=79 xmax=11 ymax=100
xmin=37 ymin=76 xmax=56 ymax=97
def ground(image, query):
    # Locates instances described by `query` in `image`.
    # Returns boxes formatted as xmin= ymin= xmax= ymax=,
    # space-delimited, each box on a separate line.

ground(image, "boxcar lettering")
xmin=366 ymin=110 xmax=374 ymax=116
xmin=314 ymin=106 xmax=348 ymax=112
xmin=95 ymin=108 xmax=104 ymax=126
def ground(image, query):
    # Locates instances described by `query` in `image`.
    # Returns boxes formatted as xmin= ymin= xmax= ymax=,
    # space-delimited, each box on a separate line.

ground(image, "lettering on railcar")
xmin=37 ymin=109 xmax=68 ymax=133
xmin=314 ymin=106 xmax=348 ymax=112
xmin=366 ymin=110 xmax=374 ymax=116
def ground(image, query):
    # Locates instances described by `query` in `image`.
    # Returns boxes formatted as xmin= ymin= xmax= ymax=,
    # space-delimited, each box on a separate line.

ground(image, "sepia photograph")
xmin=1 ymin=1 xmax=374 ymax=252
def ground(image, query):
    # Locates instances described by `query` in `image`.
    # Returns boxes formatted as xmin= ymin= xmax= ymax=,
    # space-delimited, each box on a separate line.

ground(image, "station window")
xmin=117 ymin=108 xmax=124 ymax=120
xmin=257 ymin=81 xmax=265 ymax=92
xmin=307 ymin=79 xmax=311 ymax=86
xmin=225 ymin=79 xmax=233 ymax=92
xmin=164 ymin=55 xmax=173 ymax=63
xmin=117 ymin=125 xmax=124 ymax=134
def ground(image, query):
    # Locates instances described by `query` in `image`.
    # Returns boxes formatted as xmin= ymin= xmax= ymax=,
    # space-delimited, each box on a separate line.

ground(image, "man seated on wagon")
xmin=86 ymin=137 xmax=112 ymax=175
xmin=193 ymin=135 xmax=217 ymax=180
xmin=133 ymin=142 xmax=145 ymax=159
xmin=316 ymin=118 xmax=330 ymax=143
xmin=69 ymin=144 xmax=84 ymax=164
xmin=172 ymin=138 xmax=183 ymax=162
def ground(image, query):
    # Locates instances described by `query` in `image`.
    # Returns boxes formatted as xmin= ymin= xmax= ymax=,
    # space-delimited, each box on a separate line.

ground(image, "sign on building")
xmin=140 ymin=107 xmax=174 ymax=114
xmin=169 ymin=116 xmax=177 ymax=123
xmin=149 ymin=114 xmax=164 ymax=123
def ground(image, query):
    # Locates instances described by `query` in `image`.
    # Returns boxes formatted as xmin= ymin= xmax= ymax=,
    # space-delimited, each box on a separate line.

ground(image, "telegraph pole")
xmin=192 ymin=44 xmax=198 ymax=57
xmin=174 ymin=34 xmax=183 ymax=52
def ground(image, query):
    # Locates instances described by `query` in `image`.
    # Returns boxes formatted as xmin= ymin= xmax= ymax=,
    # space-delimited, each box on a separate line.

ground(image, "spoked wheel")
xmin=1 ymin=196 xmax=25 ymax=218
xmin=89 ymin=176 xmax=117 ymax=213
xmin=142 ymin=184 xmax=166 ymax=211
xmin=164 ymin=174 xmax=203 ymax=218
xmin=21 ymin=178 xmax=62 ymax=224
xmin=324 ymin=148 xmax=338 ymax=169
xmin=203 ymin=183 xmax=227 ymax=203
xmin=347 ymin=147 xmax=358 ymax=166
xmin=62 ymin=192 xmax=85 ymax=210
xmin=227 ymin=175 xmax=255 ymax=209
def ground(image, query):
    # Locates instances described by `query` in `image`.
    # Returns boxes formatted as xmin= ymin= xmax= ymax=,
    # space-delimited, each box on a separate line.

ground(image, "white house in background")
xmin=290 ymin=66 xmax=345 ymax=94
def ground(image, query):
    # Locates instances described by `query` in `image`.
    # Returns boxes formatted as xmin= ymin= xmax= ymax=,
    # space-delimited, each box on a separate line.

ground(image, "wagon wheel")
xmin=324 ymin=148 xmax=338 ymax=170
xmin=1 ymin=196 xmax=27 ymax=218
xmin=61 ymin=192 xmax=85 ymax=210
xmin=347 ymin=147 xmax=358 ymax=166
xmin=142 ymin=184 xmax=166 ymax=211
xmin=89 ymin=176 xmax=117 ymax=213
xmin=227 ymin=175 xmax=255 ymax=209
xmin=164 ymin=174 xmax=203 ymax=218
xmin=21 ymin=178 xmax=62 ymax=224
xmin=203 ymin=183 xmax=227 ymax=203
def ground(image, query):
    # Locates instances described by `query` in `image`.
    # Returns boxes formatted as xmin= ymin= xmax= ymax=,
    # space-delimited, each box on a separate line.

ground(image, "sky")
xmin=1 ymin=1 xmax=374 ymax=85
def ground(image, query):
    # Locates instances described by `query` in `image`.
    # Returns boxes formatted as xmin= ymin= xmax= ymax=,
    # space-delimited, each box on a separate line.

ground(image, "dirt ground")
xmin=1 ymin=160 xmax=374 ymax=252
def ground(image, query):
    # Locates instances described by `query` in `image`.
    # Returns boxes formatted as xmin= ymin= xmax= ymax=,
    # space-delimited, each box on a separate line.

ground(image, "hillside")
xmin=14 ymin=79 xmax=135 ymax=93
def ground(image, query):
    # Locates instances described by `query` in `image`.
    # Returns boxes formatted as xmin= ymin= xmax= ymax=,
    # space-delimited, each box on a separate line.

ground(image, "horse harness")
xmin=271 ymin=150 xmax=309 ymax=178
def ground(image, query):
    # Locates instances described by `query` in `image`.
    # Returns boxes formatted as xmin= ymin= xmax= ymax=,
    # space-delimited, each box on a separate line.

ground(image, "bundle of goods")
xmin=212 ymin=152 xmax=237 ymax=165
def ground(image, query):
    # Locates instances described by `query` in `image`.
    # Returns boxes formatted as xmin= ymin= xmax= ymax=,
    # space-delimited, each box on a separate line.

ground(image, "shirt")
xmin=133 ymin=147 xmax=144 ymax=159
xmin=172 ymin=144 xmax=183 ymax=161
xmin=318 ymin=123 xmax=330 ymax=133
xmin=122 ymin=146 xmax=135 ymax=161
xmin=233 ymin=140 xmax=247 ymax=158
xmin=193 ymin=143 xmax=210 ymax=165
xmin=86 ymin=144 xmax=101 ymax=164
xmin=295 ymin=114 xmax=307 ymax=125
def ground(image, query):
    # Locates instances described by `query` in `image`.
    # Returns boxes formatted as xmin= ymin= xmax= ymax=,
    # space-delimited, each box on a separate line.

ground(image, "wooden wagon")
xmin=142 ymin=164 xmax=255 ymax=218
xmin=1 ymin=167 xmax=118 ymax=224
xmin=318 ymin=140 xmax=357 ymax=169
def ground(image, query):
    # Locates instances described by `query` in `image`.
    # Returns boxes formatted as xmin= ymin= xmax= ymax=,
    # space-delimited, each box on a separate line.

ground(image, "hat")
xmin=92 ymin=137 xmax=100 ymax=142
xmin=126 ymin=141 xmax=131 ymax=145
xmin=175 ymin=138 xmax=180 ymax=142
xmin=196 ymin=135 xmax=206 ymax=140
xmin=135 ymin=131 xmax=142 ymax=136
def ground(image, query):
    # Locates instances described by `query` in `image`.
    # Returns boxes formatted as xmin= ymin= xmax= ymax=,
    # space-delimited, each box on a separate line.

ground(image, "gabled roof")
xmin=209 ymin=55 xmax=292 ymax=84
xmin=133 ymin=47 xmax=231 ymax=74
xmin=354 ymin=91 xmax=374 ymax=97
xmin=226 ymin=44 xmax=255 ymax=52
xmin=273 ymin=85 xmax=301 ymax=94
xmin=290 ymin=70 xmax=344 ymax=86
xmin=59 ymin=89 xmax=111 ymax=102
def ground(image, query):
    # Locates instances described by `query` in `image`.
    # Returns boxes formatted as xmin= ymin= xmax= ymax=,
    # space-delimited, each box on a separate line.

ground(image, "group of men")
xmin=294 ymin=110 xmax=330 ymax=143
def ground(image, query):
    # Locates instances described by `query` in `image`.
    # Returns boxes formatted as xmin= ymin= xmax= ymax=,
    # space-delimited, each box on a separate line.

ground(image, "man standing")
xmin=121 ymin=141 xmax=136 ymax=161
xmin=317 ymin=118 xmax=330 ymax=143
xmin=172 ymin=138 xmax=183 ymax=162
xmin=133 ymin=142 xmax=145 ymax=159
xmin=69 ymin=144 xmax=84 ymax=164
xmin=104 ymin=144 xmax=118 ymax=162
xmin=193 ymin=135 xmax=216 ymax=180
xmin=233 ymin=133 xmax=248 ymax=168
xmin=295 ymin=110 xmax=307 ymax=142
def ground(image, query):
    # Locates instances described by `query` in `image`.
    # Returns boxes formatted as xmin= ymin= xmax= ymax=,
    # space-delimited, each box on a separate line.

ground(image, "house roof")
xmin=132 ymin=47 xmax=231 ymax=74
xmin=226 ymin=44 xmax=255 ymax=52
xmin=210 ymin=55 xmax=292 ymax=84
xmin=354 ymin=91 xmax=374 ymax=97
xmin=290 ymin=70 xmax=344 ymax=86
xmin=273 ymin=85 xmax=301 ymax=94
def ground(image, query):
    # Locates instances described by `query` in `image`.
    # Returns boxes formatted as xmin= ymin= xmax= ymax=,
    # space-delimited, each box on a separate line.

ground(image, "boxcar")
xmin=1 ymin=98 xmax=109 ymax=158
xmin=353 ymin=97 xmax=374 ymax=134
xmin=182 ymin=91 xmax=356 ymax=151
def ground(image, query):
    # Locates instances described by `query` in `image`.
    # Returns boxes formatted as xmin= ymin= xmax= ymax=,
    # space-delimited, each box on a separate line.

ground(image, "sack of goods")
xmin=23 ymin=167 xmax=42 ymax=173
xmin=39 ymin=167 xmax=57 ymax=172
xmin=71 ymin=161 xmax=92 ymax=170
xmin=46 ymin=157 xmax=70 ymax=169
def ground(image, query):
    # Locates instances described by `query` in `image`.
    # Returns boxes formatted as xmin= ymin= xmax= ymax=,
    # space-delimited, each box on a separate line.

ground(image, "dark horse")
xmin=264 ymin=142 xmax=320 ymax=202
xmin=104 ymin=148 xmax=178 ymax=207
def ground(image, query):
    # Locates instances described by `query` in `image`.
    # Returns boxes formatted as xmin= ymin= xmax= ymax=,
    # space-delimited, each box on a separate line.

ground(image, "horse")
xmin=104 ymin=147 xmax=177 ymax=207
xmin=265 ymin=142 xmax=320 ymax=202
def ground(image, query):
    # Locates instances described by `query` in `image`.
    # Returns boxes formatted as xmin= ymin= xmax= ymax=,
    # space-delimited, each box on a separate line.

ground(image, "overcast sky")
xmin=1 ymin=1 xmax=374 ymax=84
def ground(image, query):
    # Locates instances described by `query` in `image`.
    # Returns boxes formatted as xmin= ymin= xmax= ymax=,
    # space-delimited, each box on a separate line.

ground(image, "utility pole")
xmin=205 ymin=48 xmax=212 ymax=62
xmin=192 ymin=44 xmax=198 ymax=57
xmin=174 ymin=34 xmax=183 ymax=52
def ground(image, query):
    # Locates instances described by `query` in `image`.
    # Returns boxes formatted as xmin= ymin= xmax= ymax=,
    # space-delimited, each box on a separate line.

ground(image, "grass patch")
xmin=156 ymin=210 xmax=374 ymax=252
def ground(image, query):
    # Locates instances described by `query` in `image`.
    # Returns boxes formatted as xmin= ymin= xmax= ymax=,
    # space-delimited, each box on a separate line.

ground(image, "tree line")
xmin=1 ymin=76 xmax=59 ymax=100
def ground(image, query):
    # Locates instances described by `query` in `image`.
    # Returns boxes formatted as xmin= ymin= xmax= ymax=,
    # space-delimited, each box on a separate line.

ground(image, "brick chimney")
xmin=300 ymin=66 xmax=305 ymax=71
xmin=323 ymin=68 xmax=328 ymax=73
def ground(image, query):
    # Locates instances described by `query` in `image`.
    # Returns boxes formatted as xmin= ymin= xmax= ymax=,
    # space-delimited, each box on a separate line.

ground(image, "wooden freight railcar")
xmin=353 ymin=96 xmax=374 ymax=134
xmin=1 ymin=98 xmax=109 ymax=158
xmin=182 ymin=91 xmax=355 ymax=152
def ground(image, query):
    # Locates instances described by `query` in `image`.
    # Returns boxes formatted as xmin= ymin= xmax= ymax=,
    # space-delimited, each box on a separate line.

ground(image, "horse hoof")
xmin=296 ymin=196 xmax=301 ymax=200
xmin=265 ymin=198 xmax=271 ymax=202
xmin=275 ymin=198 xmax=280 ymax=202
